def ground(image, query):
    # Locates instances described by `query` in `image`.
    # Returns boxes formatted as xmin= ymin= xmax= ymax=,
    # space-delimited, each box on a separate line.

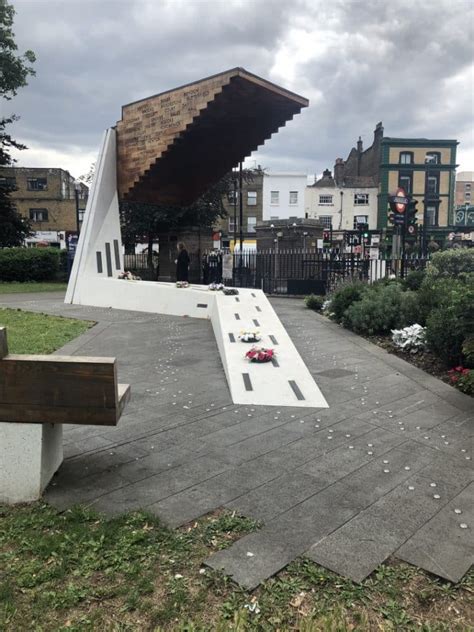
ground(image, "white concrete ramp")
xmin=212 ymin=288 xmax=328 ymax=408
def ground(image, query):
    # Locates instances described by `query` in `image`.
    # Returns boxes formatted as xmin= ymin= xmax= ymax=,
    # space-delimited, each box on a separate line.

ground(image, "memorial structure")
xmin=66 ymin=68 xmax=328 ymax=409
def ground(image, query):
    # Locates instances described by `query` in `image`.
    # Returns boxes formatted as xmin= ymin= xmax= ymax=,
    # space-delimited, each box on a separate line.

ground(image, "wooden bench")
xmin=0 ymin=327 xmax=130 ymax=504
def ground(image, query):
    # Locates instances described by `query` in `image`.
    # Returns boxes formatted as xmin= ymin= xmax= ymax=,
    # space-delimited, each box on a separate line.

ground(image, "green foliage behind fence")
xmin=0 ymin=248 xmax=60 ymax=282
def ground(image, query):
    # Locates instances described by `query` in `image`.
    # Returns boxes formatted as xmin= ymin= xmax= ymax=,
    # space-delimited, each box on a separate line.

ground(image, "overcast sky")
xmin=4 ymin=0 xmax=474 ymax=181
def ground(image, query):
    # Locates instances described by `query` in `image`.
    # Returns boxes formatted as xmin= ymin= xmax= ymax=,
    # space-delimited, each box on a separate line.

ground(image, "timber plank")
xmin=0 ymin=327 xmax=7 ymax=360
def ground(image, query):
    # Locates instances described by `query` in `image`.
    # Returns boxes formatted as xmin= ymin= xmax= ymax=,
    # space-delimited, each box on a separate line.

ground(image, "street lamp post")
xmin=74 ymin=180 xmax=82 ymax=234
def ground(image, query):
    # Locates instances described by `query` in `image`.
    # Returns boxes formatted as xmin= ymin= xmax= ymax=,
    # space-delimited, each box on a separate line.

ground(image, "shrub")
xmin=462 ymin=336 xmax=474 ymax=366
xmin=328 ymin=280 xmax=367 ymax=322
xmin=391 ymin=324 xmax=426 ymax=353
xmin=426 ymin=249 xmax=474 ymax=278
xmin=448 ymin=367 xmax=474 ymax=396
xmin=402 ymin=269 xmax=426 ymax=291
xmin=342 ymin=284 xmax=403 ymax=335
xmin=0 ymin=247 xmax=60 ymax=282
xmin=304 ymin=294 xmax=325 ymax=311
xmin=425 ymin=276 xmax=474 ymax=367
xmin=399 ymin=290 xmax=427 ymax=327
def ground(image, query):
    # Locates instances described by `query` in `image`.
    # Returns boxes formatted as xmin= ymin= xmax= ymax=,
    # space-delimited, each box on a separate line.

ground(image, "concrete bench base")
xmin=0 ymin=423 xmax=63 ymax=504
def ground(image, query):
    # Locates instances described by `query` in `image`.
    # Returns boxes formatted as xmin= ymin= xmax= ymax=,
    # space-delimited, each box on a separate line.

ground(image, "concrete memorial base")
xmin=0 ymin=422 xmax=63 ymax=504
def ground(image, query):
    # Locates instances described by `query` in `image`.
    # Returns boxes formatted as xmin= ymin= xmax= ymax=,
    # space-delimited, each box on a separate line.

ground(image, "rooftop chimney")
xmin=357 ymin=136 xmax=363 ymax=153
xmin=334 ymin=158 xmax=344 ymax=186
xmin=374 ymin=121 xmax=384 ymax=144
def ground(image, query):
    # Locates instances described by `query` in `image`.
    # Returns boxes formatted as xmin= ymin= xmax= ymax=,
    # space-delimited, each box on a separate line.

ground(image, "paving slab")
xmin=2 ymin=292 xmax=471 ymax=587
xmin=306 ymin=474 xmax=464 ymax=582
xmin=396 ymin=483 xmax=474 ymax=583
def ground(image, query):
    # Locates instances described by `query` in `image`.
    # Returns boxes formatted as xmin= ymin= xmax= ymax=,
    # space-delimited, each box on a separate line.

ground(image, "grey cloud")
xmin=7 ymin=0 xmax=474 ymax=177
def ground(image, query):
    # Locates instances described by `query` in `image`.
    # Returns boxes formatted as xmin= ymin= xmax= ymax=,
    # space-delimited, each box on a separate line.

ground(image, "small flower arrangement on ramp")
xmin=118 ymin=271 xmax=141 ymax=280
xmin=208 ymin=282 xmax=225 ymax=291
xmin=239 ymin=330 xmax=261 ymax=343
xmin=176 ymin=281 xmax=190 ymax=288
xmin=391 ymin=324 xmax=426 ymax=353
xmin=245 ymin=347 xmax=275 ymax=363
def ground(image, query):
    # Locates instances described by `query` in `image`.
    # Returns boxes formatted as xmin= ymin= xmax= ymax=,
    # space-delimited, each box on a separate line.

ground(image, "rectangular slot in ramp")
xmin=242 ymin=373 xmax=253 ymax=391
xmin=289 ymin=380 xmax=305 ymax=401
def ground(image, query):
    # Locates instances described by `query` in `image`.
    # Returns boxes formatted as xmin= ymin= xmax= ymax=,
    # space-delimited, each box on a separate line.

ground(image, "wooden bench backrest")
xmin=0 ymin=327 xmax=7 ymax=360
xmin=0 ymin=327 xmax=121 ymax=426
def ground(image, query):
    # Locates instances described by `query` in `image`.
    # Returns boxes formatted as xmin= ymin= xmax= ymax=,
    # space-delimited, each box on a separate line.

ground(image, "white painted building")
xmin=305 ymin=169 xmax=378 ymax=230
xmin=262 ymin=172 xmax=307 ymax=220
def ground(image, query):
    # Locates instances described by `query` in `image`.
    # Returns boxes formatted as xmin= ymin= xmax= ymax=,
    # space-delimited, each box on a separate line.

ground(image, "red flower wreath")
xmin=245 ymin=347 xmax=275 ymax=363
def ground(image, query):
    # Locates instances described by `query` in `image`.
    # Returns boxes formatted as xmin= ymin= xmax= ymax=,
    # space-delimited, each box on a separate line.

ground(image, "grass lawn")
xmin=0 ymin=308 xmax=93 ymax=354
xmin=0 ymin=505 xmax=472 ymax=631
xmin=0 ymin=282 xmax=68 ymax=294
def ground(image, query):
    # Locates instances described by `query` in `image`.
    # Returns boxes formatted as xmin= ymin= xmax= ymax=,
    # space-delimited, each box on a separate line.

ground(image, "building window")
xmin=426 ymin=174 xmax=439 ymax=196
xmin=465 ymin=183 xmax=471 ymax=191
xmin=353 ymin=215 xmax=368 ymax=229
xmin=354 ymin=193 xmax=369 ymax=205
xmin=426 ymin=206 xmax=437 ymax=226
xmin=399 ymin=152 xmax=413 ymax=164
xmin=27 ymin=177 xmax=48 ymax=191
xmin=0 ymin=176 xmax=16 ymax=189
xmin=465 ymin=192 xmax=471 ymax=199
xmin=289 ymin=191 xmax=298 ymax=205
xmin=228 ymin=218 xmax=239 ymax=232
xmin=247 ymin=216 xmax=257 ymax=233
xmin=270 ymin=191 xmax=279 ymax=205
xmin=29 ymin=208 xmax=49 ymax=222
xmin=227 ymin=190 xmax=238 ymax=204
xmin=425 ymin=152 xmax=441 ymax=164
xmin=247 ymin=191 xmax=257 ymax=206
xmin=319 ymin=216 xmax=333 ymax=228
xmin=318 ymin=194 xmax=333 ymax=205
xmin=398 ymin=171 xmax=412 ymax=195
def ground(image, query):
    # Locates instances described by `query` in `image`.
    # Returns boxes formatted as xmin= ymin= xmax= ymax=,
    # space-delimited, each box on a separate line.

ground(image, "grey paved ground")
xmin=1 ymin=291 xmax=472 ymax=588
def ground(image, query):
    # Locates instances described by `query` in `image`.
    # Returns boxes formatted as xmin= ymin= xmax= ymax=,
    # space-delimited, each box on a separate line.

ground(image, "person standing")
xmin=176 ymin=242 xmax=190 ymax=282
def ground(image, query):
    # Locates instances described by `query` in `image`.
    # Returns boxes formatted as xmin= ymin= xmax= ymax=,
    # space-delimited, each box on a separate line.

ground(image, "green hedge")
xmin=0 ymin=248 xmax=60 ymax=282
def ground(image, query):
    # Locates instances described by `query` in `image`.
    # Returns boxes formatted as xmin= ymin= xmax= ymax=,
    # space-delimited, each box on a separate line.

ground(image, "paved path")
xmin=1 ymin=292 xmax=472 ymax=587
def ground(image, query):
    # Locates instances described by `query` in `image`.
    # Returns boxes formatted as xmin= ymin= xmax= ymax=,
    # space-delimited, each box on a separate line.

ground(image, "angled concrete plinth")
xmin=0 ymin=422 xmax=63 ymax=504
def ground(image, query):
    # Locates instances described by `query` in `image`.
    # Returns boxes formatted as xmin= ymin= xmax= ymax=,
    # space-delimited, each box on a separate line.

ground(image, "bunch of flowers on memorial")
xmin=391 ymin=324 xmax=426 ymax=354
xmin=176 ymin=281 xmax=190 ymax=288
xmin=118 ymin=271 xmax=141 ymax=281
xmin=245 ymin=346 xmax=275 ymax=363
xmin=239 ymin=330 xmax=261 ymax=343
xmin=208 ymin=282 xmax=225 ymax=291
xmin=223 ymin=288 xmax=239 ymax=295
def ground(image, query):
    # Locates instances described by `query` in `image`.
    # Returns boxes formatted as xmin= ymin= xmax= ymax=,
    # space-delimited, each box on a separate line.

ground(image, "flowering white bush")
xmin=391 ymin=324 xmax=426 ymax=353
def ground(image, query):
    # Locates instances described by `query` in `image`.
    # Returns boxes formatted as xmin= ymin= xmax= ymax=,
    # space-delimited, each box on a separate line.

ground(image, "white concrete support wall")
xmin=66 ymin=128 xmax=123 ymax=305
xmin=0 ymin=423 xmax=63 ymax=504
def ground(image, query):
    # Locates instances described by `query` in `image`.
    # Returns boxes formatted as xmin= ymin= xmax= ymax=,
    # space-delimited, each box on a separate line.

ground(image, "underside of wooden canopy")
xmin=116 ymin=68 xmax=308 ymax=206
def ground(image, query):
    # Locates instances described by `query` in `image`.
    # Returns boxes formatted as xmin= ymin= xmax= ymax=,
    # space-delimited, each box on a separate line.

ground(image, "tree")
xmin=77 ymin=162 xmax=96 ymax=186
xmin=0 ymin=0 xmax=36 ymax=247
xmin=119 ymin=168 xmax=258 ymax=268
xmin=0 ymin=116 xmax=31 ymax=245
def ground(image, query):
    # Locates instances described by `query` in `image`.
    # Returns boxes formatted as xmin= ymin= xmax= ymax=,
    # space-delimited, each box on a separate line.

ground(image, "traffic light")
xmin=323 ymin=229 xmax=331 ymax=245
xmin=406 ymin=200 xmax=418 ymax=225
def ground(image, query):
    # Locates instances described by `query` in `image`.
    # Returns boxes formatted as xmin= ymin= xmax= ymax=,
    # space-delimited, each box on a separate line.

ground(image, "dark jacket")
xmin=176 ymin=249 xmax=190 ymax=281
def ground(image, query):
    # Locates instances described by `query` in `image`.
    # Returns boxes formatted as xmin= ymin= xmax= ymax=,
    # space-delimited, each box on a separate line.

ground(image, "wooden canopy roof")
xmin=116 ymin=68 xmax=308 ymax=205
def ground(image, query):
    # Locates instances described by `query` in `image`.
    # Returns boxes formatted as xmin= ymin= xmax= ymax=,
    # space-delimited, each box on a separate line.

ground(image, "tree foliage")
xmin=120 ymin=168 xmax=259 ymax=256
xmin=0 ymin=0 xmax=36 ymax=247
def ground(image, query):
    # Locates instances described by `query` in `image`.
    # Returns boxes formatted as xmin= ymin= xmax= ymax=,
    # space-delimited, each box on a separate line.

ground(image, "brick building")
xmin=0 ymin=167 xmax=88 ymax=247
xmin=215 ymin=169 xmax=264 ymax=250
xmin=334 ymin=122 xmax=458 ymax=238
